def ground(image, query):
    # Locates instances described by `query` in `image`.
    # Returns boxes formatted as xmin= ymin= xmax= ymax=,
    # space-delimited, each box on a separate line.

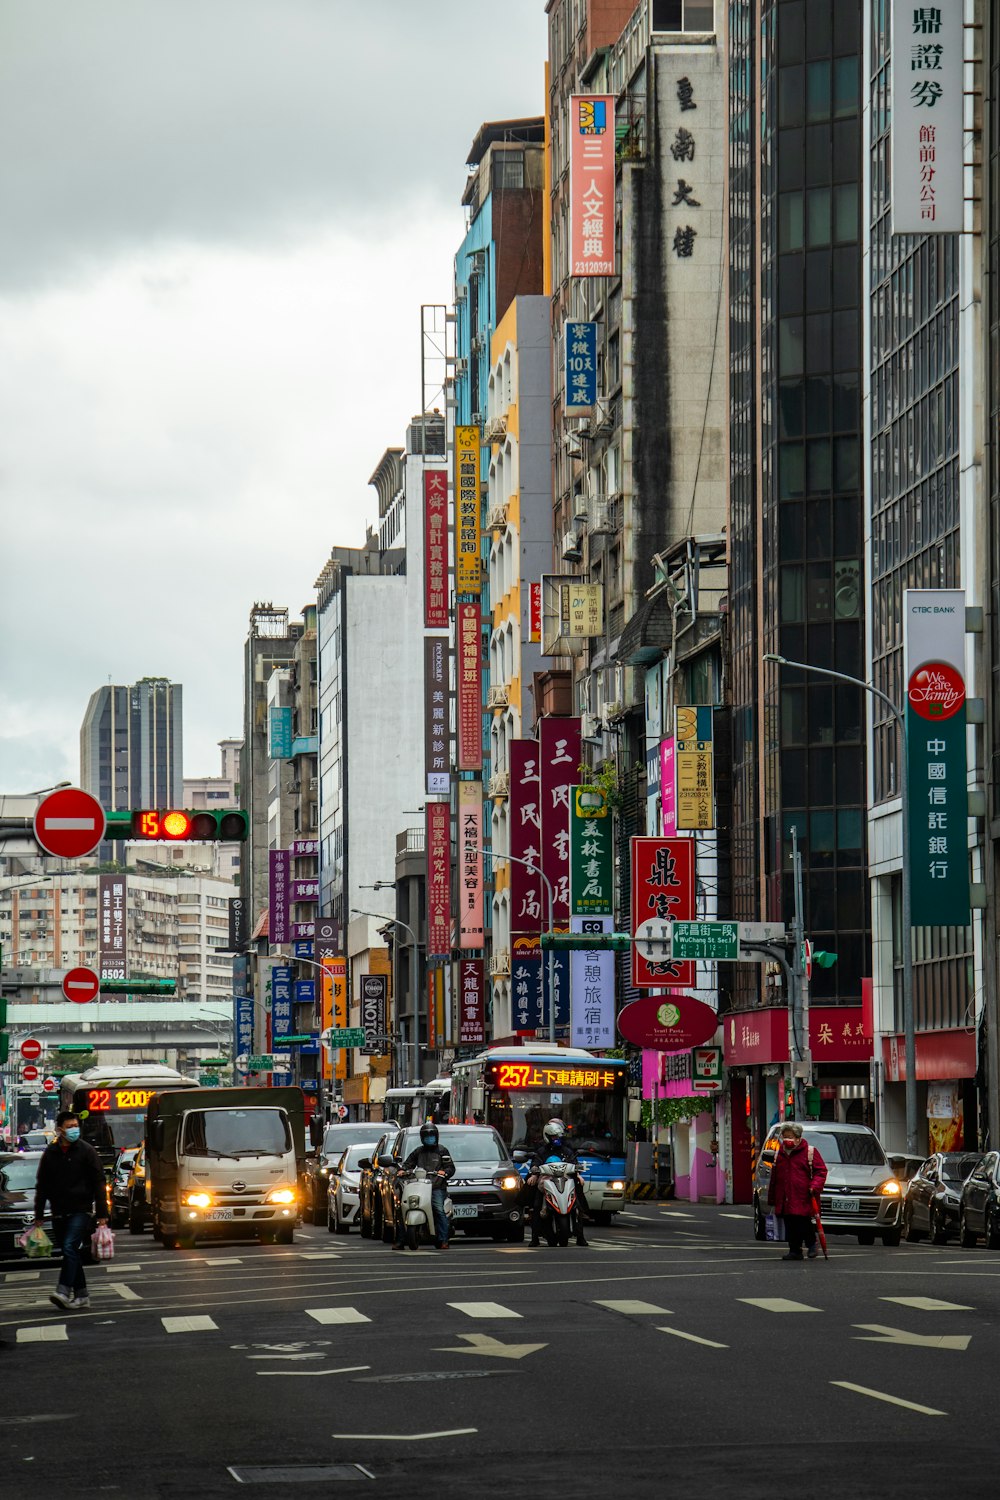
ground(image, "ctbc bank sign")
xmin=359 ymin=975 xmax=386 ymax=1057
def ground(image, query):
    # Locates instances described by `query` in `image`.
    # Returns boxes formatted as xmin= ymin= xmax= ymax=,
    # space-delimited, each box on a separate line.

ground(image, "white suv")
xmin=752 ymin=1122 xmax=902 ymax=1247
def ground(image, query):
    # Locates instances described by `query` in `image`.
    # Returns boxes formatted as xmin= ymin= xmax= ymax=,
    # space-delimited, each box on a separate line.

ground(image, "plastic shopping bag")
xmin=18 ymin=1225 xmax=54 ymax=1259
xmin=91 ymin=1223 xmax=115 ymax=1261
xmin=765 ymin=1212 xmax=786 ymax=1242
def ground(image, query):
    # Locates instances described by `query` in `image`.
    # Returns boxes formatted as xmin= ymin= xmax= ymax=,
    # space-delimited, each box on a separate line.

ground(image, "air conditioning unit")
xmin=470 ymin=412 xmax=482 ymax=427
xmin=455 ymin=286 xmax=468 ymax=304
xmin=588 ymin=494 xmax=612 ymax=533
xmin=455 ymin=357 xmax=468 ymax=376
xmin=580 ymin=711 xmax=601 ymax=741
xmin=594 ymin=399 xmax=615 ymax=435
xmin=604 ymin=700 xmax=627 ymax=723
xmin=561 ymin=528 xmax=583 ymax=562
xmin=488 ymin=770 xmax=510 ymax=798
xmin=489 ymin=951 xmax=511 ymax=978
xmin=487 ymin=684 xmax=510 ymax=710
xmin=572 ymin=493 xmax=590 ymax=523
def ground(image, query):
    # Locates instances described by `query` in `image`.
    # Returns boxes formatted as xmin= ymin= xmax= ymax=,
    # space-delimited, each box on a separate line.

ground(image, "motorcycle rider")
xmin=526 ymin=1118 xmax=589 ymax=1248
xmin=392 ymin=1121 xmax=456 ymax=1251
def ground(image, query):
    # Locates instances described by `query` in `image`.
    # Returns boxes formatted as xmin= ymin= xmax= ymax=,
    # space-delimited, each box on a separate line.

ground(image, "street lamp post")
xmin=350 ymin=911 xmax=421 ymax=1085
xmin=764 ymin=652 xmax=918 ymax=1152
xmin=468 ymin=846 xmax=556 ymax=1045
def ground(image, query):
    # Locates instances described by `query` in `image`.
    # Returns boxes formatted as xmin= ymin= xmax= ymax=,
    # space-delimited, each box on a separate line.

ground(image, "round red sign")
xmin=33 ymin=787 xmax=106 ymax=860
xmin=22 ymin=1065 xmax=39 ymax=1083
xmin=42 ymin=1078 xmax=57 ymax=1094
xmin=20 ymin=1038 xmax=42 ymax=1062
xmin=62 ymin=966 xmax=100 ymax=1004
xmin=907 ymin=662 xmax=965 ymax=721
xmin=617 ymin=995 xmax=719 ymax=1051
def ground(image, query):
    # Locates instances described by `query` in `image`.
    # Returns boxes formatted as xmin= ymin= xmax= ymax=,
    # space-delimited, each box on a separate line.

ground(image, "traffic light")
xmin=812 ymin=950 xmax=838 ymax=969
xmin=104 ymin=809 xmax=249 ymax=842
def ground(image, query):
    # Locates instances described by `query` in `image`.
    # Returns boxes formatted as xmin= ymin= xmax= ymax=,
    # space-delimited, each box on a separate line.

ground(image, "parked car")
xmin=358 ymin=1131 xmax=400 ymax=1241
xmin=903 ymin=1153 xmax=983 ymax=1243
xmin=886 ymin=1153 xmax=926 ymax=1197
xmin=752 ymin=1122 xmax=903 ymax=1246
xmin=125 ymin=1144 xmax=151 ymax=1234
xmin=372 ymin=1124 xmax=525 ymax=1245
xmin=327 ymin=1141 xmax=379 ymax=1234
xmin=0 ymin=1151 xmax=56 ymax=1257
xmin=959 ymin=1152 xmax=1000 ymax=1248
xmin=303 ymin=1122 xmax=389 ymax=1225
xmin=109 ymin=1148 xmax=139 ymax=1228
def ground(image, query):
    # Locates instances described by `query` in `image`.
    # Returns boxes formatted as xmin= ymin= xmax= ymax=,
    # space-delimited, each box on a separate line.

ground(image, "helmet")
xmin=420 ymin=1122 xmax=439 ymax=1147
xmin=542 ymin=1118 xmax=566 ymax=1143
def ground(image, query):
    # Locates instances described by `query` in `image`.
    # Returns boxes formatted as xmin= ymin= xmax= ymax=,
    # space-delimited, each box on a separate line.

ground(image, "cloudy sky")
xmin=0 ymin=0 xmax=547 ymax=792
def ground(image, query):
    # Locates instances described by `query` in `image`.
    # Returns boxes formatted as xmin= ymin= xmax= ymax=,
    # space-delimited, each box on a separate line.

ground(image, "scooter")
xmin=535 ymin=1159 xmax=580 ymax=1247
xmin=398 ymin=1167 xmax=453 ymax=1250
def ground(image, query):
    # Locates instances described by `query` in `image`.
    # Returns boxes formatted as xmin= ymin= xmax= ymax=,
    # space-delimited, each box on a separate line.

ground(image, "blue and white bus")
xmin=449 ymin=1044 xmax=629 ymax=1223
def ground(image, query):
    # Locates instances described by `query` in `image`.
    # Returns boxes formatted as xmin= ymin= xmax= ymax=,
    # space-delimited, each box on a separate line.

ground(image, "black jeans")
xmin=782 ymin=1213 xmax=816 ymax=1255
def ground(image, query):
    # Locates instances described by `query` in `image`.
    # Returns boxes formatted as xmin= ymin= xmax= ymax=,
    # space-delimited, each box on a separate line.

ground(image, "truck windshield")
xmin=182 ymin=1109 xmax=291 ymax=1158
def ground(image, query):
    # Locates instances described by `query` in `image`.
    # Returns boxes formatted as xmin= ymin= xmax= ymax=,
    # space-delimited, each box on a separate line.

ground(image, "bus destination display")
xmin=485 ymin=1062 xmax=622 ymax=1092
xmin=85 ymin=1088 xmax=156 ymax=1112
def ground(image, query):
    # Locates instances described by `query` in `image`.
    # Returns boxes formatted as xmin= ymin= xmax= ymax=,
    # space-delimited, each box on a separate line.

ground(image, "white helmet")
xmin=543 ymin=1118 xmax=566 ymax=1142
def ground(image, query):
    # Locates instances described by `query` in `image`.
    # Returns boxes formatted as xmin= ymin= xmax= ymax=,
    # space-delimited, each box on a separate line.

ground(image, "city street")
xmin=2 ymin=1205 xmax=998 ymax=1498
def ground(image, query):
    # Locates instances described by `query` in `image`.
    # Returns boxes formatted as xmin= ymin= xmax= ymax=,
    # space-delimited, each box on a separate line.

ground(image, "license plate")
xmin=834 ymin=1198 xmax=860 ymax=1213
xmin=207 ymin=1209 xmax=234 ymax=1220
xmin=451 ymin=1205 xmax=478 ymax=1219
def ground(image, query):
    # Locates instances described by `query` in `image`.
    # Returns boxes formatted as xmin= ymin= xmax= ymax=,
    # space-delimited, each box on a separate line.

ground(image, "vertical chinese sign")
xmin=570 ymin=917 xmax=615 ymax=1049
xmin=424 ymin=469 xmax=449 ymax=628
xmin=630 ymin=837 xmax=695 ymax=989
xmin=271 ymin=964 xmax=293 ymax=1083
xmin=564 ymin=320 xmax=598 ymax=412
xmin=509 ymin=740 xmax=543 ymax=938
xmin=540 ymin=716 xmax=580 ymax=926
xmin=454 ymin=425 xmax=481 ymax=596
xmin=456 ymin=603 xmax=482 ymax=770
xmin=458 ymin=958 xmax=486 ymax=1046
xmin=904 ymin=587 xmax=970 ymax=925
xmin=569 ymin=786 xmax=613 ymax=917
xmin=458 ymin=781 xmax=483 ymax=947
xmin=98 ymin=873 xmax=127 ymax=979
xmin=268 ymin=849 xmax=291 ymax=944
xmin=890 ymin=0 xmax=963 ymax=234
xmin=426 ymin=803 xmax=452 ymax=957
xmin=315 ymin=918 xmax=339 ymax=1088
xmin=674 ymin=705 xmax=715 ymax=830
xmin=424 ymin=635 xmax=450 ymax=796
xmin=660 ymin=738 xmax=677 ymax=836
xmin=569 ymin=95 xmax=616 ymax=276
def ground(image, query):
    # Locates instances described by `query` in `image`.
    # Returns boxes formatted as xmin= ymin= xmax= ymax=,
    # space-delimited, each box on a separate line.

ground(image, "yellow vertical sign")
xmin=455 ymin=425 xmax=481 ymax=595
xmin=332 ymin=956 xmax=348 ymax=1082
xmin=674 ymin=705 xmax=715 ymax=830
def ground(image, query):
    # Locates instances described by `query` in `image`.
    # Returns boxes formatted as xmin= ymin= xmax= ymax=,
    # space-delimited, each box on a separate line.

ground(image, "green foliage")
xmin=641 ymin=1095 xmax=715 ymax=1131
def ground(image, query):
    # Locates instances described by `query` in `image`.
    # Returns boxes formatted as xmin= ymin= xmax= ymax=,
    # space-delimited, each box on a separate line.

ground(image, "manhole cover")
xmin=355 ymin=1370 xmax=516 ymax=1383
xmin=227 ymin=1465 xmax=372 ymax=1483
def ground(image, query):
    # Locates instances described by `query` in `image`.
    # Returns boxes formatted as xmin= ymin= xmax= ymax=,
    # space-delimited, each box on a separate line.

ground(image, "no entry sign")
xmin=20 ymin=1038 xmax=42 ymax=1062
xmin=62 ymin=966 xmax=100 ymax=1004
xmin=22 ymin=1065 xmax=39 ymax=1083
xmin=42 ymin=1078 xmax=57 ymax=1094
xmin=33 ymin=787 xmax=106 ymax=860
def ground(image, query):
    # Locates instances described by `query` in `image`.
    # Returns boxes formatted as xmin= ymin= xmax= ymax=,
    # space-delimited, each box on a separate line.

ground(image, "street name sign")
xmin=321 ymin=1027 xmax=366 ymax=1049
xmin=33 ymin=788 xmax=106 ymax=859
xmin=634 ymin=920 xmax=788 ymax=962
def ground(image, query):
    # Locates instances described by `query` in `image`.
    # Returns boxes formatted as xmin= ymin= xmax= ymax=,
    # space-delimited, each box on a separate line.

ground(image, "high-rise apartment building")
xmin=80 ymin=677 xmax=183 ymax=826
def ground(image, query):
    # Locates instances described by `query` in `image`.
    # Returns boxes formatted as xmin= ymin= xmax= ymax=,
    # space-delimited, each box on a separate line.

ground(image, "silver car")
xmin=327 ymin=1141 xmax=380 ymax=1234
xmin=752 ymin=1122 xmax=902 ymax=1246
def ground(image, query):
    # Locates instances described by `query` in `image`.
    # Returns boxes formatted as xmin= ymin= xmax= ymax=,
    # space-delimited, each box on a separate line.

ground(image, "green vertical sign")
xmin=906 ymin=672 xmax=970 ymax=927
xmin=569 ymin=786 xmax=614 ymax=916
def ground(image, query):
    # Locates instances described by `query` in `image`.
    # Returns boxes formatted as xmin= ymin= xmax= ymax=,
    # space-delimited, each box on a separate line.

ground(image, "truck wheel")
xmin=275 ymin=1225 xmax=294 ymax=1246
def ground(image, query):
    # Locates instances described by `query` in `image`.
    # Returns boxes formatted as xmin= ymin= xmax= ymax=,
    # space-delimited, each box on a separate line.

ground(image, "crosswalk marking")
xmin=6 ymin=1270 xmax=41 ymax=1282
xmin=739 ymin=1298 xmax=821 ymax=1314
xmin=297 ymin=1253 xmax=341 ymax=1261
xmin=448 ymin=1302 xmax=522 ymax=1320
xmin=657 ymin=1327 xmax=727 ymax=1349
xmin=306 ymin=1307 xmax=370 ymax=1325
xmin=104 ymin=1263 xmax=142 ymax=1273
xmin=881 ymin=1296 xmax=974 ymax=1312
xmin=831 ymin=1381 xmax=946 ymax=1416
xmin=203 ymin=1258 xmax=243 ymax=1266
xmin=659 ymin=1211 xmax=695 ymax=1218
xmin=595 ymin=1300 xmax=672 ymax=1316
xmin=720 ymin=1213 xmax=749 ymax=1220
xmin=107 ymin=1283 xmax=141 ymax=1301
xmin=161 ymin=1316 xmax=218 ymax=1333
xmin=18 ymin=1324 xmax=68 ymax=1343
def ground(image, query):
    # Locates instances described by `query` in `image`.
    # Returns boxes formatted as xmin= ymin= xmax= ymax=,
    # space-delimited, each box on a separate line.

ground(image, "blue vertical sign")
xmin=564 ymin=321 xmax=598 ymax=414
xmin=271 ymin=964 xmax=293 ymax=1083
xmin=269 ymin=705 xmax=293 ymax=759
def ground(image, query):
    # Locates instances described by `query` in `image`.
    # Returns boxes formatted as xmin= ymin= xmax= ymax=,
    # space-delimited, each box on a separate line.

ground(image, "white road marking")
xmin=6 ymin=1270 xmax=41 ymax=1281
xmin=831 ymin=1381 xmax=946 ymax=1416
xmin=720 ymin=1213 xmax=749 ymax=1220
xmin=595 ymin=1299 xmax=672 ymax=1315
xmin=258 ymin=1365 xmax=371 ymax=1377
xmin=493 ymin=1248 xmax=535 ymax=1255
xmin=297 ymin=1253 xmax=341 ymax=1260
xmin=657 ymin=1327 xmax=727 ymax=1349
xmin=852 ymin=1323 xmax=971 ymax=1350
xmin=659 ymin=1211 xmax=695 ymax=1218
xmin=106 ymin=1283 xmax=141 ymax=1301
xmin=448 ymin=1301 xmax=523 ymax=1319
xmin=739 ymin=1298 xmax=821 ymax=1314
xmin=306 ymin=1307 xmax=370 ymax=1325
xmin=203 ymin=1258 xmax=243 ymax=1266
xmin=331 ymin=1429 xmax=478 ymax=1441
xmin=17 ymin=1324 xmax=68 ymax=1343
xmin=435 ymin=1332 xmax=546 ymax=1360
xmin=881 ymin=1296 xmax=974 ymax=1312
xmin=103 ymin=1263 xmax=142 ymax=1273
xmin=161 ymin=1316 xmax=218 ymax=1333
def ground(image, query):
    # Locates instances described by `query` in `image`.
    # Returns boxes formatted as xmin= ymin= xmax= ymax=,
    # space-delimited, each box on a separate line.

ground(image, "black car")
xmin=903 ymin=1152 xmax=983 ymax=1244
xmin=373 ymin=1125 xmax=525 ymax=1245
xmin=125 ymin=1144 xmax=151 ymax=1234
xmin=109 ymin=1148 xmax=140 ymax=1228
xmin=0 ymin=1151 xmax=56 ymax=1257
xmin=303 ymin=1123 xmax=386 ymax=1224
xmin=959 ymin=1152 xmax=1000 ymax=1248
xmin=358 ymin=1131 xmax=400 ymax=1241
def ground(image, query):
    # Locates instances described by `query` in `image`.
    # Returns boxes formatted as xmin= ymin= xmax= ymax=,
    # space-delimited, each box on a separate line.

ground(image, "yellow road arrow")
xmin=434 ymin=1333 xmax=548 ymax=1360
xmin=852 ymin=1324 xmax=971 ymax=1351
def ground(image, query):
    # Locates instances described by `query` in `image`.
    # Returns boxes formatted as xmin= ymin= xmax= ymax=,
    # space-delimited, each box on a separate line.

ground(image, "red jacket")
xmin=767 ymin=1139 xmax=827 ymax=1217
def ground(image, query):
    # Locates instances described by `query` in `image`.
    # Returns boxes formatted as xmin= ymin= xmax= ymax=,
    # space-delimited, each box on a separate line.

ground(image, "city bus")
xmin=60 ymin=1065 xmax=200 ymax=1168
xmin=382 ymin=1077 xmax=451 ymax=1127
xmin=449 ymin=1045 xmax=629 ymax=1223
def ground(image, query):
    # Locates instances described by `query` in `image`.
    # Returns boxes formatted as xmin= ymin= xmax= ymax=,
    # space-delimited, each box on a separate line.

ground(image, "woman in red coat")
xmin=767 ymin=1122 xmax=828 ymax=1261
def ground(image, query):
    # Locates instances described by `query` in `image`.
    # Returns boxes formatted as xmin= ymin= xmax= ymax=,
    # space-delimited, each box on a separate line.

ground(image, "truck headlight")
xmin=182 ymin=1191 xmax=213 ymax=1208
xmin=265 ymin=1187 xmax=297 ymax=1205
xmin=611 ymin=1180 xmax=625 ymax=1191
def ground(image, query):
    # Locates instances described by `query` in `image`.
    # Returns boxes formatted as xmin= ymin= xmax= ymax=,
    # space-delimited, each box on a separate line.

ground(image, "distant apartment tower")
xmin=80 ymin=679 xmax=183 ymax=856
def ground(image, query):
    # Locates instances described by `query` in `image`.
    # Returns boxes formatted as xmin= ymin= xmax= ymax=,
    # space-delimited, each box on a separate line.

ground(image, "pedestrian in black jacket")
xmin=34 ymin=1111 xmax=109 ymax=1311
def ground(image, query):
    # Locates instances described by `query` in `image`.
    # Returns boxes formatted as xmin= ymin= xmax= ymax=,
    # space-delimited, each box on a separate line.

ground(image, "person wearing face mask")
xmin=33 ymin=1111 xmax=109 ymax=1310
xmin=767 ymin=1121 xmax=828 ymax=1261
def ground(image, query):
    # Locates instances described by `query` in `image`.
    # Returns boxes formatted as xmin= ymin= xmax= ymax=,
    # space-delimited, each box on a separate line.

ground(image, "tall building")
xmin=80 ymin=677 xmax=183 ymax=827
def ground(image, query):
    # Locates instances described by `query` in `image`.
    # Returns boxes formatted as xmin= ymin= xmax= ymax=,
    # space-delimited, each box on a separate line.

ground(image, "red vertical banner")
xmin=424 ymin=470 xmax=448 ymax=628
xmin=529 ymin=582 xmax=542 ymax=643
xmin=539 ymin=716 xmax=580 ymax=926
xmin=569 ymin=95 xmax=616 ymax=277
xmin=458 ymin=781 xmax=483 ymax=947
xmin=630 ymin=837 xmax=695 ymax=989
xmin=509 ymin=739 xmax=543 ymax=936
xmin=426 ymin=803 xmax=451 ymax=957
xmin=456 ymin=602 xmax=482 ymax=770
xmin=458 ymin=958 xmax=486 ymax=1045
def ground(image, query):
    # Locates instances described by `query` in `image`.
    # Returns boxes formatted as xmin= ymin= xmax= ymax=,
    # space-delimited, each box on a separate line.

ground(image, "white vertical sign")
xmin=570 ymin=915 xmax=615 ymax=1049
xmin=890 ymin=0 xmax=964 ymax=234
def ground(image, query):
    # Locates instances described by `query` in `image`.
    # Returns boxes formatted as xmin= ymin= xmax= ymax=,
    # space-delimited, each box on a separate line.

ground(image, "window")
xmin=652 ymin=0 xmax=714 ymax=30
xmin=494 ymin=151 xmax=524 ymax=191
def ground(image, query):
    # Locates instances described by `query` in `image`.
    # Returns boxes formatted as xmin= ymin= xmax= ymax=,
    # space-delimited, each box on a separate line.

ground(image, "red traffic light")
xmin=128 ymin=808 xmax=249 ymax=841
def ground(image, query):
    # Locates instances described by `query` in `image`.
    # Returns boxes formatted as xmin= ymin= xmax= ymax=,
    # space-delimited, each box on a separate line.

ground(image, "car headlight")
xmin=266 ymin=1187 xmax=297 ymax=1205
xmin=498 ymin=1175 xmax=520 ymax=1191
xmin=181 ymin=1192 xmax=213 ymax=1208
xmin=610 ymin=1180 xmax=625 ymax=1191
xmin=881 ymin=1179 xmax=902 ymax=1196
xmin=320 ymin=1167 xmax=330 ymax=1176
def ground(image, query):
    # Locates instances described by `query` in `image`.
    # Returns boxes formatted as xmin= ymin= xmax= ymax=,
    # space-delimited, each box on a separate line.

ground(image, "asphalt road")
xmin=2 ymin=1203 xmax=999 ymax=1499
